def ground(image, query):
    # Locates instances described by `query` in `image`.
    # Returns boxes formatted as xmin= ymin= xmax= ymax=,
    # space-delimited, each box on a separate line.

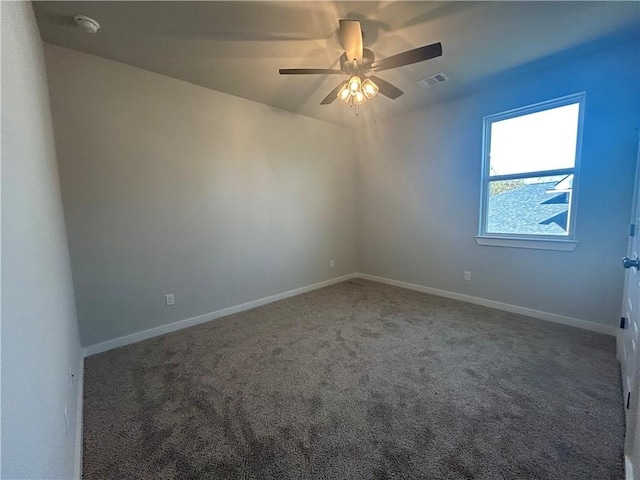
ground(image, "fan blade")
xmin=368 ymin=76 xmax=404 ymax=100
xmin=370 ymin=42 xmax=442 ymax=72
xmin=320 ymin=81 xmax=346 ymax=105
xmin=339 ymin=20 xmax=363 ymax=65
xmin=279 ymin=68 xmax=343 ymax=75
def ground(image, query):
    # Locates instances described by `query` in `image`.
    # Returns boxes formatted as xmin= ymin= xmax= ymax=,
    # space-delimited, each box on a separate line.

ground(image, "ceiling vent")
xmin=416 ymin=72 xmax=449 ymax=89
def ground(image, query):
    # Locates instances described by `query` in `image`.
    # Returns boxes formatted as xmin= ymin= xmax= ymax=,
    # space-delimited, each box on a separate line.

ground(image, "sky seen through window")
xmin=489 ymin=103 xmax=580 ymax=177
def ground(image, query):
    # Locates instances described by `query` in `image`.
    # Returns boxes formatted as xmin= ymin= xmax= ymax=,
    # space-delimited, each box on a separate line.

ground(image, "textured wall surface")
xmin=1 ymin=2 xmax=83 ymax=478
xmin=44 ymin=44 xmax=357 ymax=347
xmin=356 ymin=33 xmax=639 ymax=327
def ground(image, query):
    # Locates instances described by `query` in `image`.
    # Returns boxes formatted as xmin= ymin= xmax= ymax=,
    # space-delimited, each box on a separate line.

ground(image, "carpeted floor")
xmin=83 ymin=279 xmax=624 ymax=479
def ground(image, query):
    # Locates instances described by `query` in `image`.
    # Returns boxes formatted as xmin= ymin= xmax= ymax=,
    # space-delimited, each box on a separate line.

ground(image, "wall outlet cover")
xmin=64 ymin=405 xmax=70 ymax=436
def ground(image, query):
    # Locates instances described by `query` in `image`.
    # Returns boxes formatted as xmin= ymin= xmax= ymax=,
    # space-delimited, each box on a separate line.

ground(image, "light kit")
xmin=337 ymin=75 xmax=379 ymax=111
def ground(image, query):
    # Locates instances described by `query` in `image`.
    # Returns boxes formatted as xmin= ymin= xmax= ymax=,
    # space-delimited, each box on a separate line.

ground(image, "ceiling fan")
xmin=279 ymin=20 xmax=442 ymax=110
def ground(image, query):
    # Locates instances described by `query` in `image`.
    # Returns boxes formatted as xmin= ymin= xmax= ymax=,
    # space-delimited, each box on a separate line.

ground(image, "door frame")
xmin=619 ymin=138 xmax=640 ymax=480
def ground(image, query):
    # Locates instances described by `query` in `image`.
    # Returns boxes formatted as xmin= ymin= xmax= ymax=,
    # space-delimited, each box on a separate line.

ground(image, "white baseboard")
xmin=355 ymin=273 xmax=616 ymax=336
xmin=83 ymin=273 xmax=357 ymax=357
xmin=73 ymin=356 xmax=84 ymax=480
xmin=83 ymin=270 xmax=615 ymax=357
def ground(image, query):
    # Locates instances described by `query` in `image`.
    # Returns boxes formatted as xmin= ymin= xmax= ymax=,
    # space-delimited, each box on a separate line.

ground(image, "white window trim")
xmin=475 ymin=236 xmax=578 ymax=251
xmin=477 ymin=92 xmax=586 ymax=251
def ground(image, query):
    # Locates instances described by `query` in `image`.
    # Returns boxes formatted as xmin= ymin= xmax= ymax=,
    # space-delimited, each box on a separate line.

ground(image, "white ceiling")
xmin=33 ymin=1 xmax=639 ymax=127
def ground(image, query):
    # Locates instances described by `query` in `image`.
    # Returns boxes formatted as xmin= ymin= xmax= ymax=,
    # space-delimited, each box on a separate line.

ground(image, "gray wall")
xmin=1 ymin=2 xmax=83 ymax=478
xmin=44 ymin=44 xmax=357 ymax=348
xmin=356 ymin=35 xmax=639 ymax=327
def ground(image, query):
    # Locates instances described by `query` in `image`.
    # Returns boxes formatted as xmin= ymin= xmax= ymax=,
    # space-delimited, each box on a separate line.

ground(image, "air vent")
xmin=416 ymin=72 xmax=449 ymax=89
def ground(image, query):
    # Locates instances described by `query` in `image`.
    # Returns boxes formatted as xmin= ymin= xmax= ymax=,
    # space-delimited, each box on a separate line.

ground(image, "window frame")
xmin=476 ymin=92 xmax=586 ymax=251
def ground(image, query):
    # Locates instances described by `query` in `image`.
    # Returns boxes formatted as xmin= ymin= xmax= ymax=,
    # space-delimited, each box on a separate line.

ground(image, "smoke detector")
xmin=416 ymin=72 xmax=449 ymax=89
xmin=74 ymin=15 xmax=100 ymax=34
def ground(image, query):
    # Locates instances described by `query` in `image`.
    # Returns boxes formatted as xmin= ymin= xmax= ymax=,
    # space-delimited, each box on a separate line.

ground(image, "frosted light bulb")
xmin=362 ymin=79 xmax=379 ymax=99
xmin=349 ymin=76 xmax=362 ymax=93
xmin=337 ymin=83 xmax=351 ymax=102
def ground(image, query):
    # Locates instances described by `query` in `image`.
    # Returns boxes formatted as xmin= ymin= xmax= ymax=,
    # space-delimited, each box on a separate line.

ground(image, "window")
xmin=477 ymin=93 xmax=585 ymax=251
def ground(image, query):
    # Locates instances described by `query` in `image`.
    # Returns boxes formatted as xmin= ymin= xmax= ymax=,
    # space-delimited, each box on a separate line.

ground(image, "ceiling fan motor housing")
xmin=340 ymin=49 xmax=375 ymax=75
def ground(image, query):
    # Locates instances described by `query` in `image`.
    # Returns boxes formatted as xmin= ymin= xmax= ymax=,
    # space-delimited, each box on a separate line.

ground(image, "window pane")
xmin=489 ymin=103 xmax=580 ymax=176
xmin=486 ymin=175 xmax=573 ymax=236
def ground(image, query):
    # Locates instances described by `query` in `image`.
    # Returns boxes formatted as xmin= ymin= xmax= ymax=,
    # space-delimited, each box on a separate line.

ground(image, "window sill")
xmin=475 ymin=236 xmax=578 ymax=251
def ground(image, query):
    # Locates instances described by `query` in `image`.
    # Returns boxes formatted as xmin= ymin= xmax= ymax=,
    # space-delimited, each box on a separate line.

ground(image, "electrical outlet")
xmin=165 ymin=294 xmax=175 ymax=306
xmin=464 ymin=271 xmax=471 ymax=281
xmin=64 ymin=405 xmax=70 ymax=436
xmin=330 ymin=260 xmax=335 ymax=268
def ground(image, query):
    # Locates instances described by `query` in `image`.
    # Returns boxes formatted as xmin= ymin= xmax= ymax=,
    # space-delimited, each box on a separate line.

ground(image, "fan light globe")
xmin=349 ymin=76 xmax=362 ymax=93
xmin=362 ymin=79 xmax=379 ymax=99
xmin=337 ymin=83 xmax=351 ymax=102
xmin=355 ymin=90 xmax=366 ymax=104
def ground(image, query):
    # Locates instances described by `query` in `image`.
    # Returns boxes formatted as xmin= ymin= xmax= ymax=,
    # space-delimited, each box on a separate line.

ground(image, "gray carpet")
xmin=83 ymin=279 xmax=624 ymax=479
